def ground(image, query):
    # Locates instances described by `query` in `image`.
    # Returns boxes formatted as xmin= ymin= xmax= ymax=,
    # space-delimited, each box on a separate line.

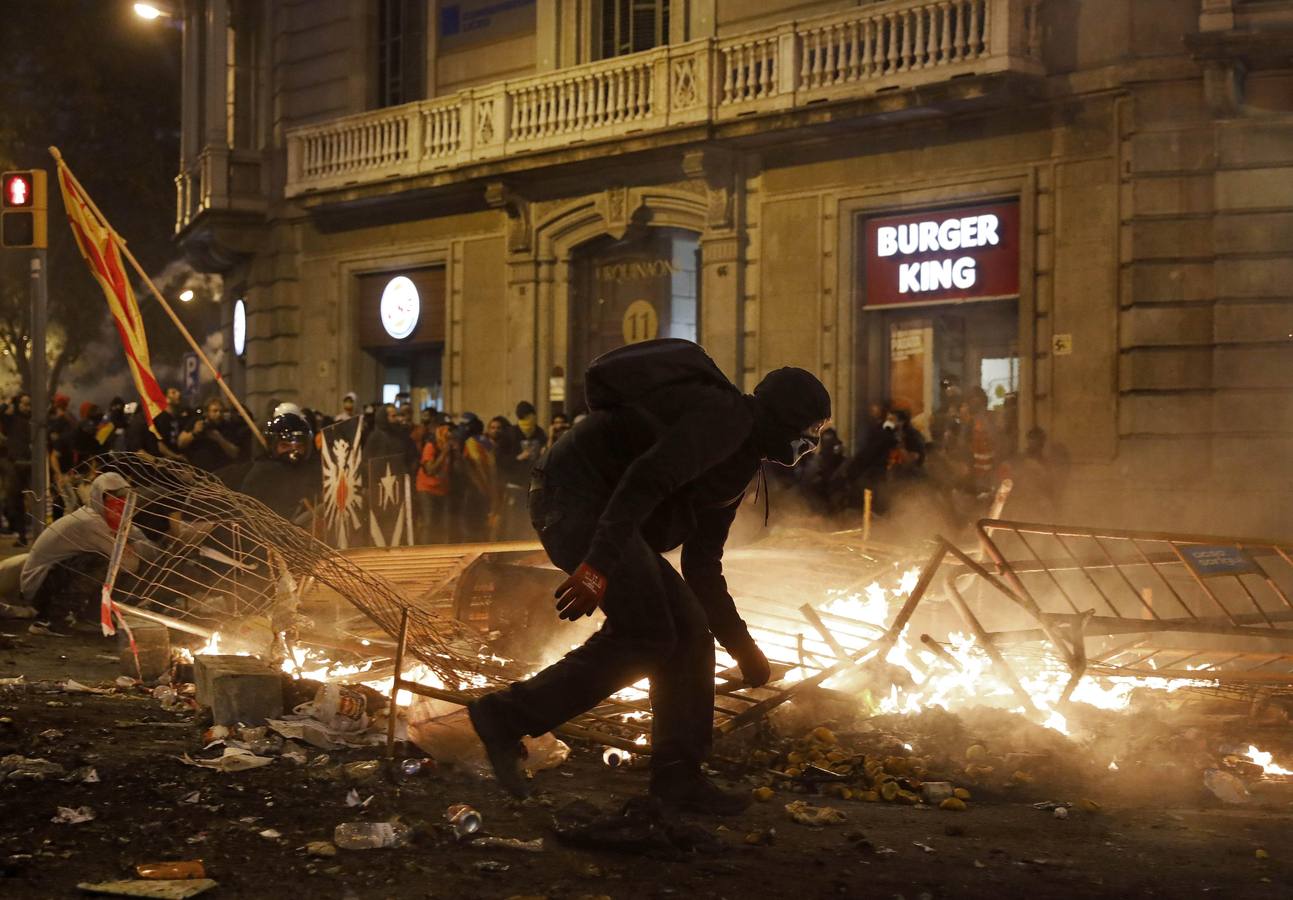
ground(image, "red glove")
xmin=555 ymin=562 xmax=607 ymax=620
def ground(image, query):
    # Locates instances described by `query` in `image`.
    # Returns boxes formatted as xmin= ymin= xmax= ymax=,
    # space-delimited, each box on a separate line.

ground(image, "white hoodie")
xmin=20 ymin=472 xmax=160 ymax=601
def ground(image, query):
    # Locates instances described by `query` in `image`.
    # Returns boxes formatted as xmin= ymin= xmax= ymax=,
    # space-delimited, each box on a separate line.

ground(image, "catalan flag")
xmin=54 ymin=158 xmax=167 ymax=430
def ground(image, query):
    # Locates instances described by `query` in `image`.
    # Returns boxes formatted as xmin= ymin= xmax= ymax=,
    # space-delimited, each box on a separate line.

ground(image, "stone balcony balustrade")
xmin=271 ymin=0 xmax=1043 ymax=200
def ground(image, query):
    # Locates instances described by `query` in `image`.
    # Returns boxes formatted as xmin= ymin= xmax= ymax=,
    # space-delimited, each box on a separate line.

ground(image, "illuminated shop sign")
xmin=864 ymin=200 xmax=1019 ymax=307
xmin=232 ymin=298 xmax=246 ymax=357
xmin=380 ymin=275 xmax=421 ymax=340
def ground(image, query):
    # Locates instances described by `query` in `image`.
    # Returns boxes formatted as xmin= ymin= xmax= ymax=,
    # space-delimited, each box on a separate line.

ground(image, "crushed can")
xmin=445 ymin=803 xmax=482 ymax=839
xmin=400 ymin=757 xmax=436 ymax=776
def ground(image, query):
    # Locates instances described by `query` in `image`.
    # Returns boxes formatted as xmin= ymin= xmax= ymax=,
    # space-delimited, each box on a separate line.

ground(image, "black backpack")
xmin=583 ymin=339 xmax=739 ymax=412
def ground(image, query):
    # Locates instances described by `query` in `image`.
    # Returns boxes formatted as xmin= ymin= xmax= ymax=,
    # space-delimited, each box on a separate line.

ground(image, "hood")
xmin=89 ymin=472 xmax=129 ymax=517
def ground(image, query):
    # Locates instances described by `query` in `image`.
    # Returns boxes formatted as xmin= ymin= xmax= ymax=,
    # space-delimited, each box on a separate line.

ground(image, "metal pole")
xmin=29 ymin=251 xmax=48 ymax=538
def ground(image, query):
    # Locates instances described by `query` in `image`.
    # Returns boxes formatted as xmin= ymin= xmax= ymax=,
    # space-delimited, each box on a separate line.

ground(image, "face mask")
xmin=883 ymin=420 xmax=897 ymax=431
xmin=103 ymin=493 xmax=127 ymax=531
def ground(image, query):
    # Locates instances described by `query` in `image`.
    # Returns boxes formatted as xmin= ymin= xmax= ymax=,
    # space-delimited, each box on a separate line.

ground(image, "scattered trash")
xmin=180 ymin=791 xmax=201 ymax=804
xmin=135 ymin=861 xmax=206 ymax=880
xmin=1053 ymin=807 xmax=1069 ymax=820
xmin=305 ymin=841 xmax=338 ymax=858
xmin=602 ymin=747 xmax=632 ymax=767
xmin=115 ymin=676 xmax=137 ymax=690
xmin=1204 ymin=769 xmax=1251 ymax=805
xmin=752 ymin=786 xmax=775 ymax=802
xmin=68 ymin=766 xmax=101 ymax=784
xmin=259 ymin=829 xmax=282 ymax=840
xmin=1078 ymin=798 xmax=1101 ymax=813
xmin=473 ymin=860 xmax=509 ymax=873
xmin=1 ymin=754 xmax=66 ymax=781
xmin=400 ymin=757 xmax=435 ymax=776
xmin=940 ymin=798 xmax=967 ymax=812
xmin=552 ymin=798 xmax=723 ymax=859
xmin=38 ymin=727 xmax=65 ymax=741
xmin=446 ymin=803 xmax=483 ymax=839
xmin=744 ymin=827 xmax=776 ymax=846
xmin=280 ymin=746 xmax=308 ymax=766
xmin=406 ymin=698 xmax=569 ymax=774
xmin=177 ymin=747 xmax=274 ymax=773
xmin=345 ymin=789 xmax=373 ymax=808
xmin=202 ymin=726 xmax=230 ymax=744
xmin=920 ymin=782 xmax=954 ymax=804
xmin=914 ymin=841 xmax=936 ymax=854
xmin=1031 ymin=801 xmax=1073 ymax=812
xmin=77 ymin=878 xmax=218 ymax=898
xmin=470 ymin=836 xmax=545 ymax=852
xmin=265 ymin=717 xmax=378 ymax=751
xmin=297 ymin=683 xmax=369 ymax=733
xmin=1256 ymin=848 xmax=1269 ymax=860
xmin=334 ymin=820 xmax=413 ymax=850
xmin=342 ymin=759 xmax=383 ymax=785
xmin=51 ymin=805 xmax=96 ymax=824
xmin=0 ymin=601 xmax=37 ymax=618
xmin=0 ymin=675 xmax=25 ymax=686
xmin=784 ymin=800 xmax=847 ymax=827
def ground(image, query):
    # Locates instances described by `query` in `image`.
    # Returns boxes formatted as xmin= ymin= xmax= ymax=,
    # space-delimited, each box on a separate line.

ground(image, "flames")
xmin=1247 ymin=745 xmax=1293 ymax=777
xmin=739 ymin=567 xmax=1214 ymax=737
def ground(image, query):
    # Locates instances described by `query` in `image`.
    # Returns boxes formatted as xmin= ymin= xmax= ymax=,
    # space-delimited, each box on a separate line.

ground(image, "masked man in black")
xmin=469 ymin=340 xmax=831 ymax=814
xmin=239 ymin=412 xmax=321 ymax=525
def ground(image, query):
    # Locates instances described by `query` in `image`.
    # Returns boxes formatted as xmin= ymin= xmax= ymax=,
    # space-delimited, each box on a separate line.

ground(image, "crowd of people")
xmin=0 ymin=385 xmax=577 ymax=549
xmin=0 ymin=374 xmax=1061 ymax=550
xmin=785 ymin=379 xmax=1065 ymax=531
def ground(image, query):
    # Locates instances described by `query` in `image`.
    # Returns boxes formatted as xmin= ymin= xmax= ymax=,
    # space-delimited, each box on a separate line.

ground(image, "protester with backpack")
xmin=468 ymin=339 xmax=831 ymax=814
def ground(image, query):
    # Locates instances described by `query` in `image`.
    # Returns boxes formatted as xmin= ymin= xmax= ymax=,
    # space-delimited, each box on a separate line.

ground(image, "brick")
xmin=1131 ymin=175 xmax=1213 ymax=217
xmin=1214 ymin=301 xmax=1293 ymax=343
xmin=1215 ymin=168 xmax=1293 ymax=211
xmin=1216 ymin=213 xmax=1293 ymax=255
xmin=1215 ymin=257 xmax=1293 ymax=299
xmin=1120 ymin=305 xmax=1213 ymax=347
xmin=1117 ymin=392 xmax=1211 ymax=436
xmin=1128 ymin=261 xmax=1215 ymax=303
xmin=195 ymin=655 xmax=284 ymax=726
xmin=1214 ymin=345 xmax=1293 ymax=389
xmin=1128 ymin=218 xmax=1214 ymax=260
xmin=1119 ymin=347 xmax=1213 ymax=391
xmin=1129 ymin=131 xmax=1215 ymax=175
xmin=1217 ymin=122 xmax=1293 ymax=169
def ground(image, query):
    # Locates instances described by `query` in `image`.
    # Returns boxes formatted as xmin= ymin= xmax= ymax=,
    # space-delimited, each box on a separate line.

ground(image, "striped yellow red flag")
xmin=54 ymin=160 xmax=167 ymax=430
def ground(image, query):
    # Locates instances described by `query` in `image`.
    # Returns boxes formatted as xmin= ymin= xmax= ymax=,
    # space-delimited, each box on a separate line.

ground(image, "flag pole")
xmin=48 ymin=147 xmax=267 ymax=451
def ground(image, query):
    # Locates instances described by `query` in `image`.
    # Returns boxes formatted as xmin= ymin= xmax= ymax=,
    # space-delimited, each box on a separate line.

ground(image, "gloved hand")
xmin=555 ymin=562 xmax=607 ymax=621
xmin=727 ymin=634 xmax=772 ymax=688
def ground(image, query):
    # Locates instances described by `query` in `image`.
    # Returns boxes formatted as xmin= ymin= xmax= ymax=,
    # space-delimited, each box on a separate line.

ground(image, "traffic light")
xmin=1 ymin=170 xmax=47 ymax=249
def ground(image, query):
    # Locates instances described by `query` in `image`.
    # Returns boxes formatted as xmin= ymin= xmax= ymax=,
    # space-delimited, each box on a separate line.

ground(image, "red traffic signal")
xmin=1 ymin=170 xmax=47 ymax=249
xmin=3 ymin=173 xmax=34 ymax=208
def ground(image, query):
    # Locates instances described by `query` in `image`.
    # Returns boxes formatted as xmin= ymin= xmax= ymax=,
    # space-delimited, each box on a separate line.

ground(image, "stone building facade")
xmin=175 ymin=0 xmax=1293 ymax=535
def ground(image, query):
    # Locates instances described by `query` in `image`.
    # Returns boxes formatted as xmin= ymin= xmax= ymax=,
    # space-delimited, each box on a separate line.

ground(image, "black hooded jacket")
xmin=545 ymin=382 xmax=764 ymax=649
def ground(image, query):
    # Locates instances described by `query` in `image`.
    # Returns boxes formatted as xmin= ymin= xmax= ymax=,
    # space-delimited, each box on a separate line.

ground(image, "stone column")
xmin=699 ymin=233 xmax=742 ymax=381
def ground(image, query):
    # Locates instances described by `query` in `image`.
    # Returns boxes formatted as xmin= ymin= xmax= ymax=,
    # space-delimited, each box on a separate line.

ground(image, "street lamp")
xmin=133 ymin=2 xmax=175 ymax=20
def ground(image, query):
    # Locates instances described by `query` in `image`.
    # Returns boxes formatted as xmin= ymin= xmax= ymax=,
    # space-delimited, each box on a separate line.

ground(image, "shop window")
xmin=857 ymin=200 xmax=1022 ymax=442
xmin=376 ymin=0 xmax=426 ymax=108
xmin=570 ymin=227 xmax=700 ymax=410
xmin=600 ymin=0 xmax=670 ymax=59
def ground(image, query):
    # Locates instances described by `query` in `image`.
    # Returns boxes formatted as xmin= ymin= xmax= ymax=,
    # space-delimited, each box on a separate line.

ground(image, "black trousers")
xmin=481 ymin=475 xmax=716 ymax=770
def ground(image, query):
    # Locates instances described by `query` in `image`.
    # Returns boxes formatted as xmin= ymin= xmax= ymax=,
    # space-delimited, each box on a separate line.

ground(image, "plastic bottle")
xmin=333 ymin=820 xmax=413 ymax=850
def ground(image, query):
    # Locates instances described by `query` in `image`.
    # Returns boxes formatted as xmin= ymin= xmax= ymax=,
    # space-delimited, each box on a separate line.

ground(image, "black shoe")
xmin=649 ymin=764 xmax=751 ymax=816
xmin=467 ymin=694 xmax=530 ymax=799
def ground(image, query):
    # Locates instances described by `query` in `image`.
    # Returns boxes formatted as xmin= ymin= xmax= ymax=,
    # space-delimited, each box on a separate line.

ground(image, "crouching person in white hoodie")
xmin=21 ymin=472 xmax=161 ymax=634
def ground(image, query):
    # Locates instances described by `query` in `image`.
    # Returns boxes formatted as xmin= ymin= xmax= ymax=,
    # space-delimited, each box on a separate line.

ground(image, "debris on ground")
xmin=76 ymin=879 xmax=218 ymax=898
xmin=784 ymin=800 xmax=847 ymax=827
xmin=551 ymin=798 xmax=724 ymax=858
